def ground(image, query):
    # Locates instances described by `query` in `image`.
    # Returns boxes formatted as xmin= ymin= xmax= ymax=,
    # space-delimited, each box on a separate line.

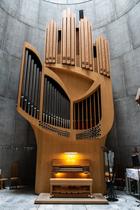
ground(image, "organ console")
xmin=17 ymin=9 xmax=114 ymax=196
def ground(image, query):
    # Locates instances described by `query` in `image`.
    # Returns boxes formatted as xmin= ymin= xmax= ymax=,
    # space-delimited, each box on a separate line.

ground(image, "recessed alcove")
xmin=0 ymin=0 xmax=140 ymax=208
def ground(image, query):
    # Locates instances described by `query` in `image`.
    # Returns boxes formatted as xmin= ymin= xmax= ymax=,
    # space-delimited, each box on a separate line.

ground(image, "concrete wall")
xmin=0 ymin=0 xmax=140 ymax=182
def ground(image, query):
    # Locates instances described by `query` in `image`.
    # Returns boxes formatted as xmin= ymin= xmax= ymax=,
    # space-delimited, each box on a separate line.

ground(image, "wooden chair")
xmin=0 ymin=174 xmax=8 ymax=189
xmin=9 ymin=161 xmax=21 ymax=189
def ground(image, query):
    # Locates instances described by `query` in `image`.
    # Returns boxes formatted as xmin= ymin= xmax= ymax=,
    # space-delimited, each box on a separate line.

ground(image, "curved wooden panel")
xmin=48 ymin=68 xmax=93 ymax=100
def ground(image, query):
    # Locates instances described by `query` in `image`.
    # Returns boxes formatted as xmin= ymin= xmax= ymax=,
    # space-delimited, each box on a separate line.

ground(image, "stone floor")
xmin=0 ymin=189 xmax=140 ymax=210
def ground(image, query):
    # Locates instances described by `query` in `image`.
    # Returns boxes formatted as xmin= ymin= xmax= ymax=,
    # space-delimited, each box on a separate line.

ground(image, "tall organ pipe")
xmin=42 ymin=77 xmax=70 ymax=128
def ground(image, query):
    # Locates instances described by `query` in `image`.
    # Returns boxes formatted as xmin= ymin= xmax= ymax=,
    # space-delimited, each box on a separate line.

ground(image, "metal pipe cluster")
xmin=20 ymin=49 xmax=42 ymax=119
xmin=42 ymin=76 xmax=70 ymax=128
xmin=76 ymin=124 xmax=101 ymax=140
xmin=73 ymin=86 xmax=102 ymax=130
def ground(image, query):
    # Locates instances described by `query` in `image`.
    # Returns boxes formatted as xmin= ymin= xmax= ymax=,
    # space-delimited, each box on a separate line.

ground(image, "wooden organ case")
xmin=17 ymin=9 xmax=114 ymax=196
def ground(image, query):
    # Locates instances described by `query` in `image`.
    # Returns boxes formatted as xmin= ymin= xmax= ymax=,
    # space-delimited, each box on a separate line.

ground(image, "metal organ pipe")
xmin=28 ymin=59 xmax=34 ymax=114
xmin=50 ymin=82 xmax=53 ymax=124
xmin=21 ymin=50 xmax=28 ymax=109
xmin=64 ymin=97 xmax=66 ymax=128
xmin=53 ymin=87 xmax=56 ymax=126
xmin=30 ymin=63 xmax=36 ymax=116
xmin=73 ymin=87 xmax=102 ymax=130
xmin=34 ymin=67 xmax=39 ymax=118
xmin=57 ymin=88 xmax=60 ymax=127
xmin=21 ymin=49 xmax=71 ymax=128
xmin=43 ymin=77 xmax=47 ymax=123
xmin=51 ymin=85 xmax=55 ymax=125
xmin=47 ymin=80 xmax=50 ymax=124
xmin=41 ymin=77 xmax=70 ymax=129
xmin=24 ymin=54 xmax=31 ymax=112
xmin=27 ymin=55 xmax=32 ymax=114
xmin=20 ymin=48 xmax=42 ymax=119
xmin=45 ymin=78 xmax=48 ymax=122
xmin=37 ymin=69 xmax=41 ymax=118
xmin=59 ymin=93 xmax=62 ymax=127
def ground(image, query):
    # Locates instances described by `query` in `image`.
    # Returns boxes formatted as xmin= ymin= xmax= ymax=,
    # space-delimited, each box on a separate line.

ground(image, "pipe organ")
xmin=17 ymin=9 xmax=114 ymax=196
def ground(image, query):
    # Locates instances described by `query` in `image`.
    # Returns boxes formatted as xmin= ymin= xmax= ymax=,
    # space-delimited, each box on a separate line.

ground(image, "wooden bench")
xmin=0 ymin=176 xmax=8 ymax=189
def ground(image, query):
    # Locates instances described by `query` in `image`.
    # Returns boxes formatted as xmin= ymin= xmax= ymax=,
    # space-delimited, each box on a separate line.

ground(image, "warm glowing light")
xmin=64 ymin=152 xmax=78 ymax=163
xmin=54 ymin=172 xmax=65 ymax=178
xmin=79 ymin=172 xmax=89 ymax=178
xmin=64 ymin=152 xmax=77 ymax=158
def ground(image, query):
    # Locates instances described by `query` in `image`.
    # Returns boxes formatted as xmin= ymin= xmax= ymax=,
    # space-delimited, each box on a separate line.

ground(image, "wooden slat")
xmin=88 ymin=24 xmax=93 ymax=71
xmin=45 ymin=29 xmax=48 ymax=63
xmin=81 ymin=20 xmax=85 ymax=68
xmin=74 ymin=18 xmax=76 ymax=66
xmin=79 ymin=23 xmax=82 ymax=68
xmin=66 ymin=9 xmax=71 ymax=64
xmin=48 ymin=22 xmax=52 ymax=63
xmin=49 ymin=21 xmax=52 ymax=62
xmin=95 ymin=35 xmax=111 ymax=77
xmin=103 ymin=39 xmax=107 ymax=75
xmin=46 ymin=22 xmax=50 ymax=63
xmin=49 ymin=20 xmax=54 ymax=63
xmin=101 ymin=36 xmax=106 ymax=74
xmin=98 ymin=37 xmax=102 ymax=73
xmin=62 ymin=10 xmax=67 ymax=64
xmin=80 ymin=19 xmax=85 ymax=68
xmin=99 ymin=36 xmax=103 ymax=73
xmin=71 ymin=14 xmax=75 ymax=65
xmin=52 ymin=21 xmax=57 ymax=63
xmin=46 ymin=21 xmax=57 ymax=64
xmin=84 ymin=19 xmax=89 ymax=69
xmin=97 ymin=37 xmax=100 ymax=73
xmin=79 ymin=19 xmax=93 ymax=71
xmin=62 ymin=9 xmax=76 ymax=66
xmin=98 ymin=38 xmax=101 ymax=74
xmin=96 ymin=39 xmax=100 ymax=74
xmin=106 ymin=40 xmax=110 ymax=77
